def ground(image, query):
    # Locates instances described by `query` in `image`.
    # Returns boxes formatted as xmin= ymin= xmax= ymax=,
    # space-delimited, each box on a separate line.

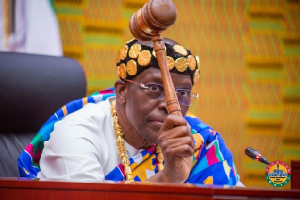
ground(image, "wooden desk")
xmin=292 ymin=160 xmax=300 ymax=189
xmin=1 ymin=178 xmax=299 ymax=200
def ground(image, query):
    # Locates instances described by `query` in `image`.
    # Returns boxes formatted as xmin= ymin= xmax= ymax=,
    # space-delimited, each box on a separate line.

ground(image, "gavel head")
xmin=129 ymin=0 xmax=177 ymax=41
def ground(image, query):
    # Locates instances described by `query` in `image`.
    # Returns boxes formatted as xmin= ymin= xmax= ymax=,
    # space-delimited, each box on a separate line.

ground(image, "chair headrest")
xmin=0 ymin=52 xmax=87 ymax=133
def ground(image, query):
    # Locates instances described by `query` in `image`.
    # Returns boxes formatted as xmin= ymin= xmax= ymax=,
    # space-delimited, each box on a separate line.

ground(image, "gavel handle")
xmin=152 ymin=35 xmax=182 ymax=117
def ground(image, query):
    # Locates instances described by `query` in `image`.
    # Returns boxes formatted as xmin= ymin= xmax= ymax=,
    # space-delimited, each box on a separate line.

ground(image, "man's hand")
xmin=146 ymin=115 xmax=195 ymax=183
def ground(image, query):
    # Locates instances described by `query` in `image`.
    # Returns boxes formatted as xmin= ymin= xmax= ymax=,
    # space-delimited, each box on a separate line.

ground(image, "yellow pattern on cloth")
xmin=203 ymin=176 xmax=213 ymax=185
xmin=131 ymin=153 xmax=157 ymax=181
xmin=223 ymin=160 xmax=232 ymax=180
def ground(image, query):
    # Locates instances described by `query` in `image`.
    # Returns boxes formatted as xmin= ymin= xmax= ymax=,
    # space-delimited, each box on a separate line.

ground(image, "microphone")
xmin=245 ymin=147 xmax=270 ymax=165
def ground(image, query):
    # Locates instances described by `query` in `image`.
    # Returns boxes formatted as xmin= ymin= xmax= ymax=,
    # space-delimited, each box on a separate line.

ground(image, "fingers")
xmin=158 ymin=115 xmax=195 ymax=160
xmin=159 ymin=135 xmax=194 ymax=154
xmin=187 ymin=122 xmax=191 ymax=130
xmin=158 ymin=123 xmax=195 ymax=160
xmin=162 ymin=138 xmax=195 ymax=158
xmin=160 ymin=115 xmax=193 ymax=137
xmin=159 ymin=126 xmax=194 ymax=147
xmin=160 ymin=124 xmax=192 ymax=138
xmin=156 ymin=115 xmax=194 ymax=183
xmin=161 ymin=115 xmax=187 ymax=131
xmin=170 ymin=145 xmax=194 ymax=158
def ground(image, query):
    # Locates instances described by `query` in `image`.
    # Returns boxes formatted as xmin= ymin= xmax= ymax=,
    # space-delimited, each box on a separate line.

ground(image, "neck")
xmin=115 ymin=101 xmax=154 ymax=150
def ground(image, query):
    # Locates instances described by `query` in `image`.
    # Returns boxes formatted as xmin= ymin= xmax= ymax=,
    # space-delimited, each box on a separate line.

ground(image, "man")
xmin=18 ymin=38 xmax=241 ymax=186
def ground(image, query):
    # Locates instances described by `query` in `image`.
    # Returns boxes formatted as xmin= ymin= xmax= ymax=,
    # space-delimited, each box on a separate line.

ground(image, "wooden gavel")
xmin=129 ymin=0 xmax=182 ymax=116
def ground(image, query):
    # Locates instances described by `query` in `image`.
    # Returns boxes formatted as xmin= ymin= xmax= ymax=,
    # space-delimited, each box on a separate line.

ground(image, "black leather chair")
xmin=0 ymin=52 xmax=87 ymax=177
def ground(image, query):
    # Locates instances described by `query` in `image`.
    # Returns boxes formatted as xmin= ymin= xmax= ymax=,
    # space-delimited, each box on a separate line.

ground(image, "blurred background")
xmin=1 ymin=0 xmax=300 ymax=188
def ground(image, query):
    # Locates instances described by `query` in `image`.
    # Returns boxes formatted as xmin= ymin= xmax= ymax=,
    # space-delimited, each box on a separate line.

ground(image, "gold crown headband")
xmin=116 ymin=39 xmax=200 ymax=84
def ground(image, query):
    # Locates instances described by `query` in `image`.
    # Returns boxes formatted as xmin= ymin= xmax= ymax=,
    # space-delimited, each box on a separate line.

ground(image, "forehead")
xmin=132 ymin=67 xmax=192 ymax=88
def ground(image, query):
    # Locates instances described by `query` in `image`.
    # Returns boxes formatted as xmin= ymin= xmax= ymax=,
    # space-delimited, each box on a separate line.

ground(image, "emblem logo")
xmin=265 ymin=161 xmax=291 ymax=187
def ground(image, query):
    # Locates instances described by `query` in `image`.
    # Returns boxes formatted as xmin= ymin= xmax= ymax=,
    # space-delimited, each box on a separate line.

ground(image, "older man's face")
xmin=124 ymin=67 xmax=193 ymax=144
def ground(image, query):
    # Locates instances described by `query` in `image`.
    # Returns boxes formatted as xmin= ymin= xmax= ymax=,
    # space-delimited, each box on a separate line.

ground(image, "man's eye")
xmin=177 ymin=90 xmax=189 ymax=97
xmin=148 ymin=84 xmax=161 ymax=92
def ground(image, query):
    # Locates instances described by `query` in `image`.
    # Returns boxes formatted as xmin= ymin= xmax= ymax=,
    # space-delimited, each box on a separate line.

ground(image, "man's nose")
xmin=157 ymin=98 xmax=168 ymax=113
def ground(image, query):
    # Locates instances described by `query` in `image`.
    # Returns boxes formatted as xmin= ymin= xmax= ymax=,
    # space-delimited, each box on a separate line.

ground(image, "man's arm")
xmin=39 ymin=116 xmax=107 ymax=181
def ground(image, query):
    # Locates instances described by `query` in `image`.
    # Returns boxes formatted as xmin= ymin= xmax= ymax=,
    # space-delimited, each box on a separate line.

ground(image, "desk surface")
xmin=1 ymin=178 xmax=300 ymax=200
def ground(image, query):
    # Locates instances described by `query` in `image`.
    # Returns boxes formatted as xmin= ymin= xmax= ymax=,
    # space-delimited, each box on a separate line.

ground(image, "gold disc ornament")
xmin=120 ymin=45 xmax=128 ymax=60
xmin=126 ymin=59 xmax=137 ymax=76
xmin=138 ymin=50 xmax=151 ymax=66
xmin=193 ymin=68 xmax=200 ymax=83
xmin=188 ymin=55 xmax=196 ymax=70
xmin=195 ymin=56 xmax=200 ymax=70
xmin=175 ymin=57 xmax=189 ymax=72
xmin=129 ymin=44 xmax=141 ymax=58
xmin=173 ymin=45 xmax=187 ymax=56
xmin=166 ymin=56 xmax=175 ymax=70
xmin=118 ymin=63 xmax=127 ymax=79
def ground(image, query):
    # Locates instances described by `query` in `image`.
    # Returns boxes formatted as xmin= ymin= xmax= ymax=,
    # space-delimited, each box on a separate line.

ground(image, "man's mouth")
xmin=149 ymin=119 xmax=165 ymax=127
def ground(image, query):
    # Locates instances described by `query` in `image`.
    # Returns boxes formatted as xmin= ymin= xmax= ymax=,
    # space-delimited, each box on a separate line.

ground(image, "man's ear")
xmin=114 ymin=79 xmax=127 ymax=105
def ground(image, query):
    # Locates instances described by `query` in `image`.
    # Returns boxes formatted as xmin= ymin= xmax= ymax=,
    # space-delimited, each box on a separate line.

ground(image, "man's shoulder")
xmin=185 ymin=112 xmax=213 ymax=132
xmin=67 ymin=98 xmax=111 ymax=120
xmin=52 ymin=99 xmax=112 ymax=132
